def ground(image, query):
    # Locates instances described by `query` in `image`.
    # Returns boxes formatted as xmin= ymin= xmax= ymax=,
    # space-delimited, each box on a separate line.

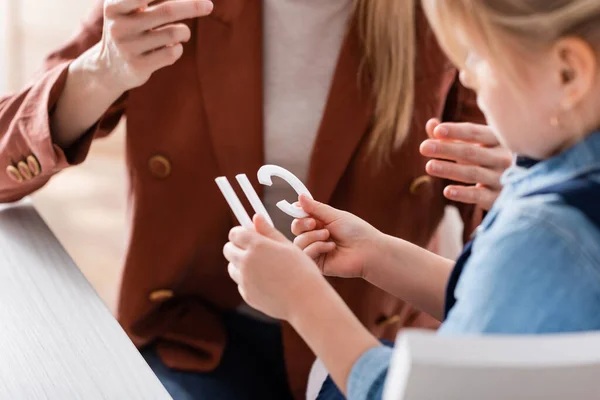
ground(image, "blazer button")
xmin=17 ymin=161 xmax=32 ymax=181
xmin=148 ymin=155 xmax=171 ymax=179
xmin=6 ymin=165 xmax=23 ymax=183
xmin=27 ymin=155 xmax=41 ymax=176
xmin=375 ymin=314 xmax=401 ymax=327
xmin=149 ymin=289 xmax=174 ymax=303
xmin=409 ymin=175 xmax=433 ymax=195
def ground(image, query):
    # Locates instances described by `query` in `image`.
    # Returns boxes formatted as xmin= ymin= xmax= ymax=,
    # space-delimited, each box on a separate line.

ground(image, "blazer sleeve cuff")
xmin=16 ymin=61 xmax=125 ymax=174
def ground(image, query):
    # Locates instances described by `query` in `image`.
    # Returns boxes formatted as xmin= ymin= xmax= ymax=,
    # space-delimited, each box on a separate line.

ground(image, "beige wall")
xmin=2 ymin=0 xmax=96 ymax=91
xmin=1 ymin=0 xmax=126 ymax=313
xmin=0 ymin=0 xmax=11 ymax=93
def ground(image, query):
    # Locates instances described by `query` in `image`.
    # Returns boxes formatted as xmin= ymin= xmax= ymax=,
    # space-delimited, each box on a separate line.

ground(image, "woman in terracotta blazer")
xmin=0 ymin=0 xmax=510 ymax=398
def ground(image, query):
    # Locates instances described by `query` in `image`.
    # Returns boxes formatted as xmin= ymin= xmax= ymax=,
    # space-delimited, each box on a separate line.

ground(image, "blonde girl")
xmin=224 ymin=1 xmax=600 ymax=399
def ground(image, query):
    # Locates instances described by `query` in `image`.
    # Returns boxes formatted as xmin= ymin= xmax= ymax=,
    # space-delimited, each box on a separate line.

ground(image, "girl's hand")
xmin=95 ymin=0 xmax=214 ymax=92
xmin=420 ymin=119 xmax=512 ymax=210
xmin=225 ymin=217 xmax=382 ymax=398
xmin=223 ymin=215 xmax=327 ymax=321
xmin=291 ymin=196 xmax=383 ymax=279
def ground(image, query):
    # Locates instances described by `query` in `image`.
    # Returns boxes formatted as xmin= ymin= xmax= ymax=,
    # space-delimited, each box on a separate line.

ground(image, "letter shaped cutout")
xmin=215 ymin=165 xmax=312 ymax=230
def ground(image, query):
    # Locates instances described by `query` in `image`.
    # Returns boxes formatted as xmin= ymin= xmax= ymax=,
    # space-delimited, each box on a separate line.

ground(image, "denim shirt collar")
xmin=501 ymin=131 xmax=600 ymax=198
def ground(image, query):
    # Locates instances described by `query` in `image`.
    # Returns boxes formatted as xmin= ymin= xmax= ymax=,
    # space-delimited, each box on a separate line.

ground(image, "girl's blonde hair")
xmin=356 ymin=0 xmax=416 ymax=161
xmin=421 ymin=0 xmax=600 ymax=81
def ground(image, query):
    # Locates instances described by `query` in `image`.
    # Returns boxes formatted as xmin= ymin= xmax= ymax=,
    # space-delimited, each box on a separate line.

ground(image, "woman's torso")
xmin=90 ymin=1 xmax=478 ymax=395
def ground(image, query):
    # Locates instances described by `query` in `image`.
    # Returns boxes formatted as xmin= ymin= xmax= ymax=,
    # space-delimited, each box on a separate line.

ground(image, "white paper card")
xmin=383 ymin=329 xmax=600 ymax=400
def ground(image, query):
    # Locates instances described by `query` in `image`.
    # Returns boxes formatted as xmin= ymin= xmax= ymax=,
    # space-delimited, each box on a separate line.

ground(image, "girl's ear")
xmin=553 ymin=37 xmax=597 ymax=110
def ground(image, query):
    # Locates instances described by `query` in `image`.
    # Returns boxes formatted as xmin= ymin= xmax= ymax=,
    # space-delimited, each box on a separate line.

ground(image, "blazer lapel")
xmin=195 ymin=0 xmax=264 ymax=191
xmin=306 ymin=25 xmax=374 ymax=204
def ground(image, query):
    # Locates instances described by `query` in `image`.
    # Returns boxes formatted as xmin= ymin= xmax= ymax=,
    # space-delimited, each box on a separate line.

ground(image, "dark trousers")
xmin=141 ymin=312 xmax=294 ymax=400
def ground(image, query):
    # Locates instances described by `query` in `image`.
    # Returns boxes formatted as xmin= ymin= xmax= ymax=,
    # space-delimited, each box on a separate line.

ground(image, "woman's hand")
xmin=420 ymin=119 xmax=512 ymax=211
xmin=223 ymin=215 xmax=328 ymax=321
xmin=291 ymin=196 xmax=383 ymax=279
xmin=96 ymin=0 xmax=214 ymax=92
xmin=51 ymin=0 xmax=213 ymax=148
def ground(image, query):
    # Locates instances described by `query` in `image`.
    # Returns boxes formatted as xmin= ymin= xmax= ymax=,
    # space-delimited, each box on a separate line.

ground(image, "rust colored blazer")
xmin=0 ymin=1 xmax=484 ymax=397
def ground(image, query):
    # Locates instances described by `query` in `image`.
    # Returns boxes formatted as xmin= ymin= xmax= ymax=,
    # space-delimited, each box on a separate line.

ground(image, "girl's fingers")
xmin=227 ymin=263 xmax=241 ymax=285
xmin=228 ymin=226 xmax=258 ymax=250
xmin=291 ymin=218 xmax=317 ymax=237
xmin=303 ymin=241 xmax=336 ymax=260
xmin=223 ymin=242 xmax=245 ymax=265
xmin=293 ymin=229 xmax=330 ymax=250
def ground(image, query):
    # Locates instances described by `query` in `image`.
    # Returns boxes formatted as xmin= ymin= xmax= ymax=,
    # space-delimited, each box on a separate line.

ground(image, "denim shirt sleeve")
xmin=347 ymin=346 xmax=393 ymax=400
xmin=440 ymin=202 xmax=600 ymax=335
xmin=346 ymin=202 xmax=600 ymax=399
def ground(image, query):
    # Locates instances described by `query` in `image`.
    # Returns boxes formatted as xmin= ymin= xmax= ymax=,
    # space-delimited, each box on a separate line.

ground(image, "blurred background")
xmin=0 ymin=0 xmax=126 ymax=313
xmin=0 ymin=0 xmax=464 ymax=316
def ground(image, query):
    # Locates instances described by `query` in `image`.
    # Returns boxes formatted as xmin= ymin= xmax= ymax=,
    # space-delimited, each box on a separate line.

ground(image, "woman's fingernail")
xmin=424 ymin=142 xmax=436 ymax=153
xmin=202 ymin=1 xmax=215 ymax=13
xmin=431 ymin=163 xmax=442 ymax=173
xmin=436 ymin=127 xmax=449 ymax=137
xmin=449 ymin=189 xmax=458 ymax=197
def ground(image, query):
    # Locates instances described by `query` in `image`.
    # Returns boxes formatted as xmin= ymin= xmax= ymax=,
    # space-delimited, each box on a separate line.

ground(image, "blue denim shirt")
xmin=347 ymin=132 xmax=600 ymax=400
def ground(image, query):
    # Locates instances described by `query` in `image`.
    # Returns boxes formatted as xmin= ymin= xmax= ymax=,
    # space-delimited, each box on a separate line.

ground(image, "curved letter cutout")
xmin=215 ymin=165 xmax=313 ymax=229
xmin=257 ymin=165 xmax=313 ymax=218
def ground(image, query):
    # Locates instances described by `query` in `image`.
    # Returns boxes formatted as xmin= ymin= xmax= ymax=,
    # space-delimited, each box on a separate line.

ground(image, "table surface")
xmin=0 ymin=200 xmax=171 ymax=399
